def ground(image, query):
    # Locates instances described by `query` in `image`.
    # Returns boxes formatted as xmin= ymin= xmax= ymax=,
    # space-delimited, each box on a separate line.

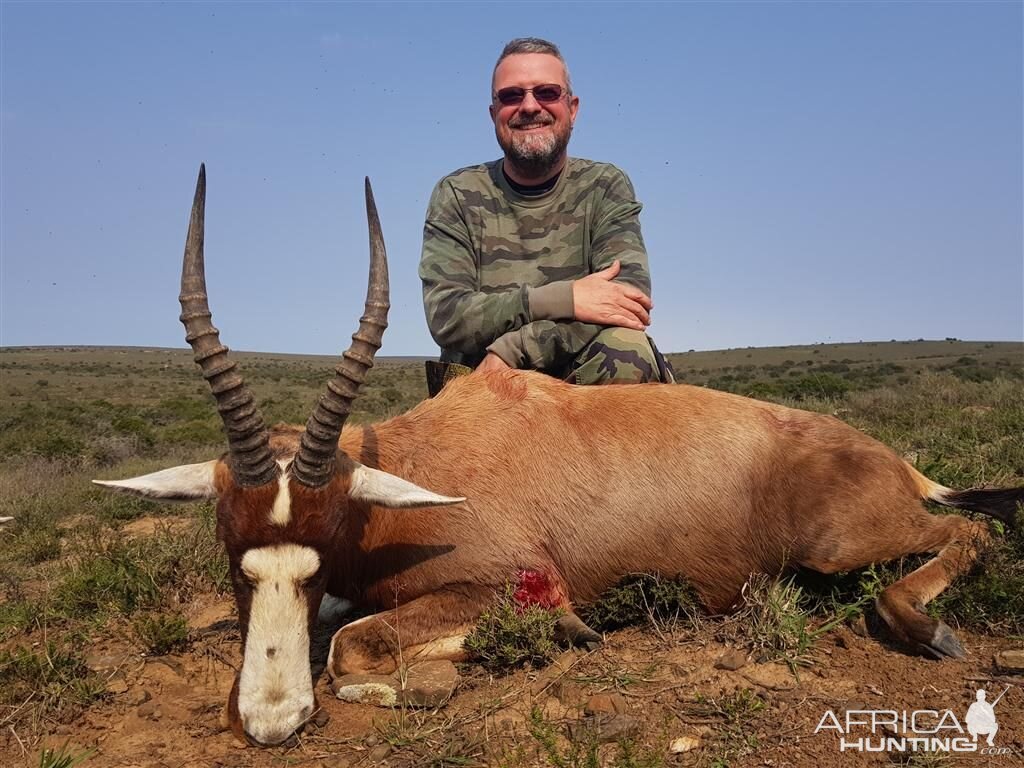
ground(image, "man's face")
xmin=490 ymin=53 xmax=580 ymax=178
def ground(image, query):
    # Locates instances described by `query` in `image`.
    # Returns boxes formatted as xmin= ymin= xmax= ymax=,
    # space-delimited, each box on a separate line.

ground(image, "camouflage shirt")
xmin=419 ymin=157 xmax=651 ymax=371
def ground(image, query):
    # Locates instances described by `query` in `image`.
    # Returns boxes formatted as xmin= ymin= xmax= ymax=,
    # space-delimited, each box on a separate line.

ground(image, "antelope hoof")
xmin=921 ymin=622 xmax=966 ymax=660
xmin=555 ymin=612 xmax=603 ymax=650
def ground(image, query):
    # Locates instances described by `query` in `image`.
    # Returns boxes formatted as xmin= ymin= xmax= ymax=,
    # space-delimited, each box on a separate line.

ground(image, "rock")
xmin=332 ymin=661 xmax=459 ymax=708
xmin=108 ymin=677 xmax=129 ymax=695
xmin=85 ymin=649 xmax=131 ymax=674
xmin=569 ymin=713 xmax=641 ymax=744
xmin=137 ymin=701 xmax=157 ymax=719
xmin=994 ymin=649 xmax=1024 ymax=674
xmin=368 ymin=744 xmax=392 ymax=762
xmin=129 ymin=688 xmax=153 ymax=707
xmin=670 ymin=735 xmax=701 ymax=753
xmin=849 ymin=615 xmax=869 ymax=638
xmin=399 ymin=660 xmax=459 ymax=708
xmin=332 ymin=674 xmax=399 ymax=707
xmin=714 ymin=648 xmax=749 ymax=671
xmin=584 ymin=693 xmax=628 ymax=715
xmin=313 ymin=708 xmax=330 ymax=727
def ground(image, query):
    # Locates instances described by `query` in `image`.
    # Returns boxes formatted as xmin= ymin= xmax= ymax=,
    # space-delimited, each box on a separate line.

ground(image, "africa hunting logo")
xmin=815 ymin=685 xmax=1013 ymax=755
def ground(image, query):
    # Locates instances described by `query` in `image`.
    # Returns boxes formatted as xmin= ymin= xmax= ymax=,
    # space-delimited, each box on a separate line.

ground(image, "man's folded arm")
xmin=486 ymin=320 xmax=603 ymax=371
xmin=420 ymin=212 xmax=576 ymax=355
xmin=589 ymin=168 xmax=652 ymax=296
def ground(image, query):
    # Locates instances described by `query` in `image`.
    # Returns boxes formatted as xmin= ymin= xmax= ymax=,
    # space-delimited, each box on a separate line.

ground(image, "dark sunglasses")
xmin=494 ymin=84 xmax=566 ymax=107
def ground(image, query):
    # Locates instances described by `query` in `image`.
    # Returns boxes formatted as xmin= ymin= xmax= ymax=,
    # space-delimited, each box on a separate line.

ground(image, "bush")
xmin=134 ymin=611 xmax=189 ymax=655
xmin=464 ymin=585 xmax=563 ymax=672
xmin=580 ymin=573 xmax=701 ymax=631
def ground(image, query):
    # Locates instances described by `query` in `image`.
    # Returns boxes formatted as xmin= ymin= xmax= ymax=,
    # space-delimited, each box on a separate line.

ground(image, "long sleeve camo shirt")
xmin=419 ymin=157 xmax=652 ymax=372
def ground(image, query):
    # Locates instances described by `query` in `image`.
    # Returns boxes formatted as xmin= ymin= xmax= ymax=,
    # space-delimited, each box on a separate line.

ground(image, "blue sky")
xmin=2 ymin=1 xmax=1021 ymax=356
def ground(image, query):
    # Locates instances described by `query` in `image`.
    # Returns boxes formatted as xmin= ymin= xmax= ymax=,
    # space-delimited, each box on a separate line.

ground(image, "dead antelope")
xmin=97 ymin=166 xmax=1023 ymax=746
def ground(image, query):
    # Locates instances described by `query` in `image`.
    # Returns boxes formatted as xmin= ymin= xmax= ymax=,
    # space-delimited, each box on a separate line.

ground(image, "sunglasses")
xmin=493 ymin=84 xmax=566 ymax=107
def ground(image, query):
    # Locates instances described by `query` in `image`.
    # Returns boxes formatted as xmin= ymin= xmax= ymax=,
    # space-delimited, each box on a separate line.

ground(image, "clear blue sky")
xmin=2 ymin=1 xmax=1021 ymax=356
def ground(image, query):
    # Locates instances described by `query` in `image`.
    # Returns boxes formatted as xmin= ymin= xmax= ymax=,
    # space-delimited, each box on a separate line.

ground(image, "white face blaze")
xmin=237 ymin=544 xmax=320 ymax=745
xmin=269 ymin=462 xmax=292 ymax=526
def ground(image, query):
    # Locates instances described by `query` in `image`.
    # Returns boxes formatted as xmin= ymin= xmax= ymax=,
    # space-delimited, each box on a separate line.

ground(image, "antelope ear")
xmin=93 ymin=460 xmax=221 ymax=501
xmin=349 ymin=465 xmax=465 ymax=509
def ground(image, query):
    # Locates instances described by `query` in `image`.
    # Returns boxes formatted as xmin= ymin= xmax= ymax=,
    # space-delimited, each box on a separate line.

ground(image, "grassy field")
xmin=0 ymin=339 xmax=1022 ymax=767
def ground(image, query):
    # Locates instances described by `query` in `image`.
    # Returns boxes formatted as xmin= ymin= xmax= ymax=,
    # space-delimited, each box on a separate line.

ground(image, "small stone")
xmin=85 ymin=649 xmax=130 ymax=674
xmin=714 ymin=648 xmax=749 ymax=671
xmin=313 ymin=708 xmax=330 ymax=727
xmin=137 ymin=701 xmax=157 ymax=718
xmin=850 ymin=616 xmax=869 ymax=638
xmin=994 ymin=649 xmax=1024 ymax=674
xmin=107 ymin=678 xmax=129 ymax=695
xmin=332 ymin=673 xmax=399 ymax=707
xmin=834 ymin=635 xmax=849 ymax=649
xmin=670 ymin=735 xmax=701 ymax=753
xmin=128 ymin=688 xmax=153 ymax=707
xmin=584 ymin=693 xmax=627 ymax=715
xmin=368 ymin=744 xmax=391 ymax=762
xmin=364 ymin=734 xmax=379 ymax=747
xmin=399 ymin=660 xmax=459 ymax=708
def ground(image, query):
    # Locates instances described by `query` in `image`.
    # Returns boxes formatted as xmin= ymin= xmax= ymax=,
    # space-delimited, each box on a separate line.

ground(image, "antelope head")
xmin=95 ymin=167 xmax=463 ymax=746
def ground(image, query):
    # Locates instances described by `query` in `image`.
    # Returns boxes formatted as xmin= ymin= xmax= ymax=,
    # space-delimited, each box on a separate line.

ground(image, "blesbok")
xmin=97 ymin=166 xmax=1023 ymax=747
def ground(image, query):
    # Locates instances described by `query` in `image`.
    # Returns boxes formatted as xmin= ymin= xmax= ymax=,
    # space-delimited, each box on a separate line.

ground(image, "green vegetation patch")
xmin=464 ymin=585 xmax=563 ymax=672
xmin=133 ymin=611 xmax=190 ymax=655
xmin=0 ymin=643 xmax=105 ymax=717
xmin=579 ymin=573 xmax=702 ymax=632
xmin=37 ymin=741 xmax=95 ymax=768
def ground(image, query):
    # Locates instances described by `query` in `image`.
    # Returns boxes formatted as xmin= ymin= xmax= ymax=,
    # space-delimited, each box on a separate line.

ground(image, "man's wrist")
xmin=485 ymin=332 xmax=525 ymax=368
xmin=527 ymin=281 xmax=575 ymax=322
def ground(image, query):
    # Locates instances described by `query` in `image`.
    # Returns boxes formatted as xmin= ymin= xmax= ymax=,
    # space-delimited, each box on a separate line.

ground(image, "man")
xmin=419 ymin=37 xmax=673 ymax=392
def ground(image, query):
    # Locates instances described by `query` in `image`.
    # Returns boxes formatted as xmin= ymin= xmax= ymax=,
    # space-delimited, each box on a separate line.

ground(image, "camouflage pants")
xmin=561 ymin=328 xmax=675 ymax=385
xmin=425 ymin=328 xmax=674 ymax=396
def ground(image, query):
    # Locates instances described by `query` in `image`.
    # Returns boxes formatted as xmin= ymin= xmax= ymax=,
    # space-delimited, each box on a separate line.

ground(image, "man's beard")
xmin=498 ymin=118 xmax=571 ymax=179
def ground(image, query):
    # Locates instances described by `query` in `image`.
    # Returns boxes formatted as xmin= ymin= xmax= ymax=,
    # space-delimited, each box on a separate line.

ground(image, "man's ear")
xmin=93 ymin=460 xmax=221 ymax=501
xmin=348 ymin=464 xmax=465 ymax=509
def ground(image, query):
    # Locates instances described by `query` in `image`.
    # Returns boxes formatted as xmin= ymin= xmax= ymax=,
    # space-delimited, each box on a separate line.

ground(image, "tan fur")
xmin=308 ymin=368 xmax=991 ymax=672
xmin=141 ymin=367 xmax=1004 ymax=738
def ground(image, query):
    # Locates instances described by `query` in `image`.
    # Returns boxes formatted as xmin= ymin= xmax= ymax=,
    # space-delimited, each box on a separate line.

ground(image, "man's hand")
xmin=572 ymin=260 xmax=653 ymax=331
xmin=476 ymin=352 xmax=512 ymax=373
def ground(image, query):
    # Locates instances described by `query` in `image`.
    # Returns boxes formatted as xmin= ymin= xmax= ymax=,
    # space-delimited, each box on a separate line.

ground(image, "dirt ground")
xmin=8 ymin=580 xmax=1023 ymax=768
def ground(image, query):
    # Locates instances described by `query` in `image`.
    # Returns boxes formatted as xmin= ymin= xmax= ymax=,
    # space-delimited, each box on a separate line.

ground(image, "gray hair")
xmin=492 ymin=37 xmax=572 ymax=94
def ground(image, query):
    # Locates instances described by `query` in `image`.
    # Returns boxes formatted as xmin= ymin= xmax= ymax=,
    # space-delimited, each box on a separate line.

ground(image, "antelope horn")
xmin=178 ymin=164 xmax=278 ymax=487
xmin=292 ymin=178 xmax=389 ymax=488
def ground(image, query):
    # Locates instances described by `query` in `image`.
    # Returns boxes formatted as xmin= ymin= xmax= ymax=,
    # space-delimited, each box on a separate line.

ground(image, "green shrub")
xmin=134 ymin=611 xmax=189 ymax=655
xmin=55 ymin=545 xmax=161 ymax=617
xmin=12 ymin=525 xmax=63 ymax=564
xmin=0 ymin=643 xmax=103 ymax=708
xmin=38 ymin=740 xmax=94 ymax=768
xmin=580 ymin=573 xmax=701 ymax=631
xmin=464 ymin=586 xmax=563 ymax=672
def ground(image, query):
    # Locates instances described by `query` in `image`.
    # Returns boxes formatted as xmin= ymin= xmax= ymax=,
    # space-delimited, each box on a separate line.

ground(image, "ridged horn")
xmin=291 ymin=178 xmax=389 ymax=488
xmin=178 ymin=164 xmax=278 ymax=487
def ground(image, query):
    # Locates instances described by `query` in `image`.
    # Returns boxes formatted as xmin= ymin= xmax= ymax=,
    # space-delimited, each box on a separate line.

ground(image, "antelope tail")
xmin=907 ymin=464 xmax=1024 ymax=526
